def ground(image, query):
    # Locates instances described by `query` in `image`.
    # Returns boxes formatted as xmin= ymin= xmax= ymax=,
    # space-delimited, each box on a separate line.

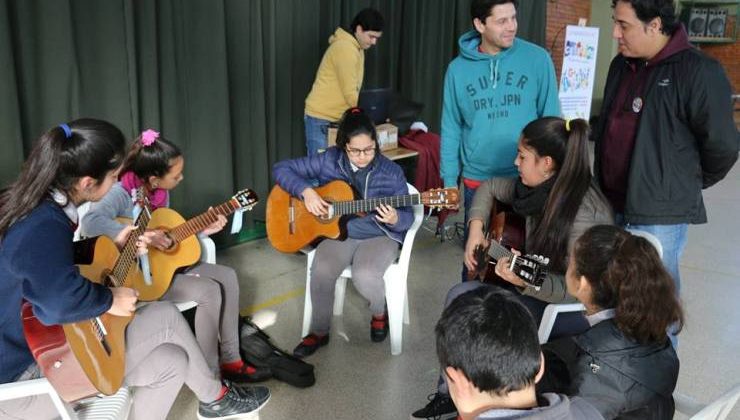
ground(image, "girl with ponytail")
xmin=412 ymin=117 xmax=614 ymax=419
xmin=540 ymin=224 xmax=683 ymax=419
xmin=0 ymin=120 xmax=268 ymax=420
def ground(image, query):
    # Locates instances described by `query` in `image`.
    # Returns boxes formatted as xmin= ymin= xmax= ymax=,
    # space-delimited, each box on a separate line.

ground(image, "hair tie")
xmin=565 ymin=119 xmax=571 ymax=132
xmin=350 ymin=107 xmax=362 ymax=114
xmin=141 ymin=129 xmax=160 ymax=147
xmin=59 ymin=124 xmax=72 ymax=139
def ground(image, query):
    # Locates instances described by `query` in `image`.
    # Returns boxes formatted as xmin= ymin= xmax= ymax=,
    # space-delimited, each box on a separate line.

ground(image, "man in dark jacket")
xmin=436 ymin=287 xmax=603 ymax=420
xmin=595 ymin=0 xmax=738 ymax=345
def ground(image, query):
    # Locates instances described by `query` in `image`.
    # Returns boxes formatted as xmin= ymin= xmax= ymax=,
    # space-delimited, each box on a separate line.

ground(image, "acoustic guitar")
xmin=23 ymin=195 xmax=152 ymax=401
xmin=265 ymin=180 xmax=459 ymax=253
xmin=136 ymin=189 xmax=259 ymax=301
xmin=467 ymin=200 xmax=549 ymax=290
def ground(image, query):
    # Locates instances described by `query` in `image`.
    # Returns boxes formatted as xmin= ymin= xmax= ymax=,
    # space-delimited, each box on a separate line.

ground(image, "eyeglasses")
xmin=346 ymin=146 xmax=376 ymax=157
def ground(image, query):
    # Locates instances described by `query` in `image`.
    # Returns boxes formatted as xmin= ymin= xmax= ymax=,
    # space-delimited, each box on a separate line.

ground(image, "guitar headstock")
xmin=512 ymin=254 xmax=550 ymax=290
xmin=131 ymin=187 xmax=152 ymax=213
xmin=421 ymin=188 xmax=459 ymax=208
xmin=233 ymin=189 xmax=259 ymax=210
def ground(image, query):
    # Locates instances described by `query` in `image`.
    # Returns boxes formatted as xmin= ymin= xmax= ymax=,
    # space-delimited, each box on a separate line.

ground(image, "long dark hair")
xmin=120 ymin=130 xmax=182 ymax=185
xmin=335 ymin=107 xmax=379 ymax=154
xmin=0 ymin=118 xmax=126 ymax=239
xmin=523 ymin=117 xmax=592 ymax=273
xmin=573 ymin=225 xmax=684 ymax=344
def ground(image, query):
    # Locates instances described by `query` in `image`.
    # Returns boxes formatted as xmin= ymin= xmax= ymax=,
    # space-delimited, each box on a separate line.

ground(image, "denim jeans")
xmin=304 ymin=114 xmax=331 ymax=156
xmin=617 ymin=215 xmax=688 ymax=347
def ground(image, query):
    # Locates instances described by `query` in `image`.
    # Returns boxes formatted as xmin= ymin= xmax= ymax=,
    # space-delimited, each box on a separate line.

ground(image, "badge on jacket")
xmin=632 ymin=97 xmax=643 ymax=113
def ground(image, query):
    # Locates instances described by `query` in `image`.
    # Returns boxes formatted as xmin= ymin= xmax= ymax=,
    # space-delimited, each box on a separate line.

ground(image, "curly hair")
xmin=573 ymin=225 xmax=684 ymax=344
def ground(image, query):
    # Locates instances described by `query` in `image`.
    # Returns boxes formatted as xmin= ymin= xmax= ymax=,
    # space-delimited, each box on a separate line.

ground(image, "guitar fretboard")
xmin=488 ymin=241 xmax=514 ymax=262
xmin=333 ymin=194 xmax=420 ymax=215
xmin=110 ymin=204 xmax=151 ymax=286
xmin=169 ymin=199 xmax=239 ymax=243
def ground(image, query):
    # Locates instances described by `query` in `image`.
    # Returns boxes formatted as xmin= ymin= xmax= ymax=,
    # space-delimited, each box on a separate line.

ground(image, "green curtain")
xmin=0 ymin=0 xmax=545 ymax=234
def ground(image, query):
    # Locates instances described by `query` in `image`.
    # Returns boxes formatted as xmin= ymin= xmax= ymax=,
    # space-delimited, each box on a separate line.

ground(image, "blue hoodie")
xmin=441 ymin=31 xmax=561 ymax=187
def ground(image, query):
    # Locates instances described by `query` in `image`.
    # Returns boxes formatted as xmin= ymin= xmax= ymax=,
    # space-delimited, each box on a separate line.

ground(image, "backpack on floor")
xmin=239 ymin=317 xmax=316 ymax=388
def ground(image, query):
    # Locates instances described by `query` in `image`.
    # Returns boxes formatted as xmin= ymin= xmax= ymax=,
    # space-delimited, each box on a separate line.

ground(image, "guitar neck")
xmin=110 ymin=206 xmax=152 ymax=285
xmin=169 ymin=199 xmax=240 ymax=243
xmin=487 ymin=241 xmax=514 ymax=262
xmin=333 ymin=194 xmax=420 ymax=215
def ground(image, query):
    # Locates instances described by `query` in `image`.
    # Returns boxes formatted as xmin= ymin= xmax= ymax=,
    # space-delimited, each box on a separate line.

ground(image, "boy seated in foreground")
xmin=435 ymin=288 xmax=603 ymax=420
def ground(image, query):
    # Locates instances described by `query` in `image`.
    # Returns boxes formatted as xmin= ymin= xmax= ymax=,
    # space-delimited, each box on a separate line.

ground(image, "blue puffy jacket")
xmin=272 ymin=147 xmax=413 ymax=244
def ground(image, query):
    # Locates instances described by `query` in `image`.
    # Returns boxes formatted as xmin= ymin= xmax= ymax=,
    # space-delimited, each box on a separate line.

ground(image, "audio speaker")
xmin=706 ymin=8 xmax=728 ymax=38
xmin=687 ymin=7 xmax=708 ymax=37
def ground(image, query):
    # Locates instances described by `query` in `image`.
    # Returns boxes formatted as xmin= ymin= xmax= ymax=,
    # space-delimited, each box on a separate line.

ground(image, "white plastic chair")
xmin=0 ymin=378 xmax=131 ymax=420
xmin=537 ymin=229 xmax=663 ymax=344
xmin=674 ymin=383 xmax=740 ymax=420
xmin=301 ymin=183 xmax=425 ymax=355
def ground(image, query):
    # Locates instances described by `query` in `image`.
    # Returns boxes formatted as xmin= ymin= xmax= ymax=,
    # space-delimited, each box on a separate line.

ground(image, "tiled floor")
xmin=167 ymin=164 xmax=740 ymax=420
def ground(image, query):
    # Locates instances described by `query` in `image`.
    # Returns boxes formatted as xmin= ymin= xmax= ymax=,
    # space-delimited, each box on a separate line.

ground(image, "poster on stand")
xmin=558 ymin=25 xmax=599 ymax=120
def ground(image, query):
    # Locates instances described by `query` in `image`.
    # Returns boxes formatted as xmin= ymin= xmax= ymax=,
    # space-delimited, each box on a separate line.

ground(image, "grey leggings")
xmin=163 ymin=262 xmax=242 ymax=373
xmin=309 ymin=236 xmax=399 ymax=336
xmin=0 ymin=302 xmax=222 ymax=420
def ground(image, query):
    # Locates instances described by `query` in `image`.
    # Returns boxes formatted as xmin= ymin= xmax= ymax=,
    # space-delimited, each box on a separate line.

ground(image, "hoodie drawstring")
xmin=490 ymin=60 xmax=499 ymax=89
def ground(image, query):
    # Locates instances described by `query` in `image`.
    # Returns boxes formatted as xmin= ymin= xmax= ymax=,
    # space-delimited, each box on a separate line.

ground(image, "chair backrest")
xmin=675 ymin=383 xmax=740 ymax=420
xmin=628 ymin=229 xmax=664 ymax=259
xmin=396 ymin=183 xmax=425 ymax=271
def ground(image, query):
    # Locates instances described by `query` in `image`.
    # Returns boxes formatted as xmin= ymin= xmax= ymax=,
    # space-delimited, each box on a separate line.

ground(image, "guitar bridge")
xmin=289 ymin=199 xmax=295 ymax=235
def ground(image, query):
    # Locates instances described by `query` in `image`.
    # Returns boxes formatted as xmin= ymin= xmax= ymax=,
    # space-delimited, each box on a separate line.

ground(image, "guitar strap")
xmin=230 ymin=208 xmax=245 ymax=234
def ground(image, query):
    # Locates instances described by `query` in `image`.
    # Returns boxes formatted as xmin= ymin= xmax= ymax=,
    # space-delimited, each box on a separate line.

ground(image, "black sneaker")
xmin=370 ymin=313 xmax=389 ymax=342
xmin=197 ymin=381 xmax=270 ymax=420
xmin=221 ymin=362 xmax=272 ymax=383
xmin=410 ymin=392 xmax=457 ymax=420
xmin=292 ymin=333 xmax=329 ymax=358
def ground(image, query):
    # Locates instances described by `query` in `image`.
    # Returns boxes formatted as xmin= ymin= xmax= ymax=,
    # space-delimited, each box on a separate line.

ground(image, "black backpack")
xmin=239 ymin=317 xmax=316 ymax=388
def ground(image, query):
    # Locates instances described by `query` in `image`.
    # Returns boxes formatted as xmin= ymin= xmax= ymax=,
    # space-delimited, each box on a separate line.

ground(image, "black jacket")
xmin=594 ymin=29 xmax=738 ymax=225
xmin=541 ymin=320 xmax=679 ymax=420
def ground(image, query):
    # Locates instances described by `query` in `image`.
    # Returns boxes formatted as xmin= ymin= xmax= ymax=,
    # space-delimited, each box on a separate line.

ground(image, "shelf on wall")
xmin=688 ymin=36 xmax=736 ymax=42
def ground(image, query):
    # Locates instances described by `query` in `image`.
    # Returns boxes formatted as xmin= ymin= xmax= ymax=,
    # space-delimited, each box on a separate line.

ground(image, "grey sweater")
xmin=476 ymin=393 xmax=604 ymax=419
xmin=80 ymin=182 xmax=157 ymax=240
xmin=468 ymin=178 xmax=613 ymax=303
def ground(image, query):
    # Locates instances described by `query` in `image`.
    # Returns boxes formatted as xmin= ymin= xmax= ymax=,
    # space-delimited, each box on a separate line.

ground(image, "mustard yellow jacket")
xmin=305 ymin=28 xmax=364 ymax=122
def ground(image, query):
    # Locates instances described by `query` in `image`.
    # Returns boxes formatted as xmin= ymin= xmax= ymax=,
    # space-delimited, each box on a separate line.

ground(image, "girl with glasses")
xmin=273 ymin=107 xmax=414 ymax=358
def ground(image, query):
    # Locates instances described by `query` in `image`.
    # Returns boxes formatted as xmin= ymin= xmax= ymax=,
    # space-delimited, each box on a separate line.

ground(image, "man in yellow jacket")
xmin=304 ymin=8 xmax=384 ymax=155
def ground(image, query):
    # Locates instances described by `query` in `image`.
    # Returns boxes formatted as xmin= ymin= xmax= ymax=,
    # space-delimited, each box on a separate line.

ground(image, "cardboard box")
xmin=326 ymin=123 xmax=398 ymax=151
xmin=376 ymin=123 xmax=398 ymax=151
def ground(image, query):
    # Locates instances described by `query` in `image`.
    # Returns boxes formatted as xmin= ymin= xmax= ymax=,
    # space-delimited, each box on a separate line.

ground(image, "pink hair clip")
xmin=141 ymin=129 xmax=159 ymax=147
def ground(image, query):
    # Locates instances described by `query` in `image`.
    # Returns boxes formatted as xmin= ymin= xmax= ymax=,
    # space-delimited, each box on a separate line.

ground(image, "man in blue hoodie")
xmin=440 ymin=0 xmax=560 ymax=281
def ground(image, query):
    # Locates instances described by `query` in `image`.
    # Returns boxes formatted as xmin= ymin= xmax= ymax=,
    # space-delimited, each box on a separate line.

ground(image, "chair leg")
xmin=333 ymin=277 xmax=347 ymax=316
xmin=385 ymin=272 xmax=405 ymax=355
xmin=302 ymin=252 xmax=315 ymax=337
xmin=403 ymin=288 xmax=410 ymax=325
